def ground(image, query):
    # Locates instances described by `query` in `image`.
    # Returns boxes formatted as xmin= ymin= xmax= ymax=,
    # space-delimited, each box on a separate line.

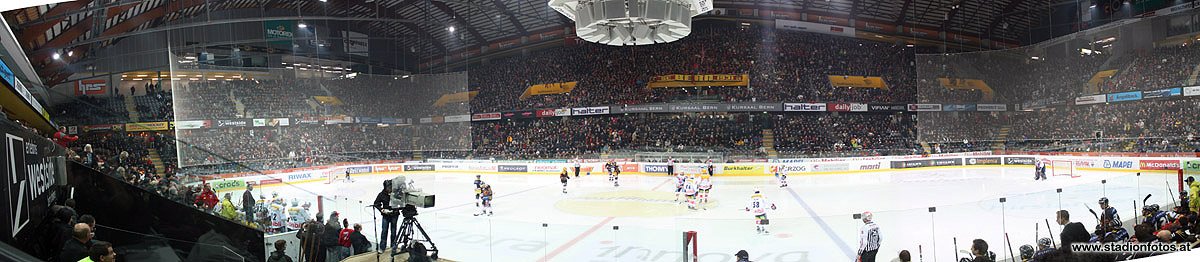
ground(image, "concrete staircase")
xmin=1187 ymin=64 xmax=1200 ymax=85
xmin=762 ymin=129 xmax=778 ymax=158
xmin=148 ymin=148 xmax=165 ymax=176
xmin=993 ymin=125 xmax=1011 ymax=151
xmin=123 ymin=95 xmax=140 ymax=122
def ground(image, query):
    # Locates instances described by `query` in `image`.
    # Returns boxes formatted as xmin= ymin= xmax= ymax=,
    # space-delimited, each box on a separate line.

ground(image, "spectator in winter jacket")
xmin=195 ymin=183 xmax=218 ymax=211
xmin=53 ymin=126 xmax=78 ymax=148
xmin=1187 ymin=176 xmax=1198 ymax=214
xmin=349 ymin=223 xmax=371 ymax=255
xmin=297 ymin=214 xmax=325 ymax=262
xmin=323 ymin=212 xmax=343 ymax=262
xmin=267 ymin=239 xmax=293 ymax=262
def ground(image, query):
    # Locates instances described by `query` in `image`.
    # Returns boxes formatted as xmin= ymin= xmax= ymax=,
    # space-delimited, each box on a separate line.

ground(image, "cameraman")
xmin=374 ymin=180 xmax=400 ymax=253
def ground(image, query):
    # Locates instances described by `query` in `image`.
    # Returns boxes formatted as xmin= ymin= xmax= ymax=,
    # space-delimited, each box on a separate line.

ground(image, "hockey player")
xmin=560 ymin=168 xmax=571 ymax=194
xmin=284 ymin=200 xmax=305 ymax=232
xmin=343 ymin=169 xmax=354 ymax=183
xmin=1034 ymin=159 xmax=1048 ymax=180
xmin=1091 ymin=214 xmax=1129 ymax=243
xmin=611 ymin=164 xmax=620 ymax=187
xmin=775 ymin=165 xmax=788 ymax=188
xmin=744 ymin=190 xmax=776 ymax=234
xmin=1098 ymin=197 xmax=1121 ymax=223
xmin=268 ymin=197 xmax=287 ymax=233
xmin=1141 ymin=204 xmax=1173 ymax=230
xmin=474 ymin=175 xmax=484 ymax=207
xmin=684 ymin=175 xmax=699 ymax=210
xmin=475 ymin=183 xmax=494 ymax=216
xmin=697 ymin=175 xmax=713 ymax=205
xmin=674 ymin=172 xmax=688 ymax=202
xmin=1031 ymin=237 xmax=1056 ymax=261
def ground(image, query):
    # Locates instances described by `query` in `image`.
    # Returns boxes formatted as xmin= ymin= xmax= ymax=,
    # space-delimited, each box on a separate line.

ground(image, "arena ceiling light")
xmin=549 ymin=0 xmax=713 ymax=46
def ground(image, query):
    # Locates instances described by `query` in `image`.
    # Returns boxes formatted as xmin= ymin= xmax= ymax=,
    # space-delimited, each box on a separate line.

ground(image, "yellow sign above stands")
xmin=312 ymin=96 xmax=344 ymax=105
xmin=646 ymin=74 xmax=750 ymax=89
xmin=433 ymin=91 xmax=478 ymax=107
xmin=827 ymin=75 xmax=889 ymax=89
xmin=520 ymin=81 xmax=577 ymax=99
xmin=936 ymin=78 xmax=995 ymax=101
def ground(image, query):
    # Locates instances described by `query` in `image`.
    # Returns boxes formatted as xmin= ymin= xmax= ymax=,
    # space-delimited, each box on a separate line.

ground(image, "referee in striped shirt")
xmin=857 ymin=211 xmax=881 ymax=262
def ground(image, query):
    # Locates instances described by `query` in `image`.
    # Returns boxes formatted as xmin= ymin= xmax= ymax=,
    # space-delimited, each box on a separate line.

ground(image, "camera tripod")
xmin=389 ymin=214 xmax=439 ymax=261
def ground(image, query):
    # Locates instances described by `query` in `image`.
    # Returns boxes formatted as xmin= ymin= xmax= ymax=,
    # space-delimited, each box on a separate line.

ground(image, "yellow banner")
xmin=720 ymin=164 xmax=764 ymax=176
xmin=125 ymin=121 xmax=173 ymax=132
xmin=1087 ymin=69 xmax=1117 ymax=92
xmin=937 ymin=78 xmax=995 ymax=101
xmin=520 ymin=81 xmax=577 ymax=99
xmin=827 ymin=75 xmax=888 ymax=89
xmin=313 ymin=96 xmax=344 ymax=105
xmin=433 ymin=91 xmax=478 ymax=107
xmin=646 ymin=74 xmax=750 ymax=89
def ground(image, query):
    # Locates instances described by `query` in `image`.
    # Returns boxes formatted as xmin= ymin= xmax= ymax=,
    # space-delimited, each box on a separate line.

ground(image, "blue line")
xmin=785 ymin=187 xmax=855 ymax=259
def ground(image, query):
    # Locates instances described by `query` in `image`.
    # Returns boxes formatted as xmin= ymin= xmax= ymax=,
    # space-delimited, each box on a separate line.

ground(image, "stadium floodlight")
xmin=298 ymin=22 xmax=308 ymax=28
xmin=52 ymin=52 xmax=61 ymax=60
xmin=549 ymin=0 xmax=713 ymax=46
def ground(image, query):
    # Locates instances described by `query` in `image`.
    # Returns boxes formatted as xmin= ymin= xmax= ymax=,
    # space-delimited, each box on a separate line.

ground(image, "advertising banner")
xmin=615 ymin=104 xmax=668 ymax=113
xmin=217 ymin=119 xmax=248 ymax=127
xmin=536 ymin=109 xmax=557 ymax=118
xmin=849 ymin=103 xmax=868 ymax=112
xmin=1138 ymin=160 xmax=1180 ymax=170
xmin=1004 ymin=157 xmax=1035 ymax=165
xmin=646 ymin=74 xmax=750 ymax=88
xmin=827 ymin=76 xmax=888 ymax=89
xmin=553 ymin=108 xmax=572 ymax=116
xmin=667 ymin=104 xmax=722 ymax=112
xmin=403 ymin=164 xmax=435 ymax=172
xmin=856 ymin=162 xmax=884 ymax=171
xmin=783 ymin=103 xmax=827 ymax=112
xmin=75 ymin=79 xmax=107 ymax=95
xmin=811 ymin=163 xmax=850 ymax=172
xmin=721 ymin=164 xmax=763 ymax=175
xmin=868 ymin=104 xmax=907 ymax=112
xmin=966 ymin=157 xmax=1002 ymax=165
xmin=209 ymin=179 xmax=247 ymax=191
xmin=1 ymin=126 xmax=63 ymax=242
xmin=82 ymin=124 xmax=124 ymax=132
xmin=891 ymin=159 xmax=931 ymax=169
xmin=942 ymin=104 xmax=977 ymax=111
xmin=497 ymin=165 xmax=528 ymax=173
xmin=270 ymin=118 xmax=290 ymax=126
xmin=1102 ymin=159 xmax=1136 ymax=169
xmin=827 ymin=103 xmax=852 ymax=112
xmin=571 ymin=106 xmax=610 ymax=116
xmin=727 ymin=103 xmax=782 ymax=112
xmin=502 ymin=110 xmax=537 ymax=119
xmin=1107 ymin=91 xmax=1143 ymax=102
xmin=976 ymin=104 xmax=1008 ymax=112
xmin=907 ymin=104 xmax=942 ymax=111
xmin=529 ymin=164 xmax=562 ymax=173
xmin=643 ymin=164 xmax=670 ymax=173
xmin=253 ymin=119 xmax=267 ymax=127
xmin=1184 ymin=86 xmax=1200 ymax=97
xmin=472 ymin=112 xmax=502 ymax=121
xmin=1143 ymin=88 xmax=1182 ymax=99
xmin=125 ymin=122 xmax=173 ymax=132
xmin=1185 ymin=159 xmax=1200 ymax=172
xmin=444 ymin=115 xmax=471 ymax=123
xmin=341 ymin=30 xmax=368 ymax=54
xmin=1074 ymin=94 xmax=1107 ymax=105
xmin=264 ymin=20 xmax=297 ymax=46
xmin=521 ymin=82 xmax=577 ymax=99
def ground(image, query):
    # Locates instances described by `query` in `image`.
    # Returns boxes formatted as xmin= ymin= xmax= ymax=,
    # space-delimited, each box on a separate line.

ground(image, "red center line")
xmin=536 ymin=178 xmax=672 ymax=261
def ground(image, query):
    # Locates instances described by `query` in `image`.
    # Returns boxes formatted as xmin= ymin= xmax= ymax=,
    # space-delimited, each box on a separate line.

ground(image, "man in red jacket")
xmin=195 ymin=183 xmax=219 ymax=211
xmin=53 ymin=126 xmax=78 ymax=148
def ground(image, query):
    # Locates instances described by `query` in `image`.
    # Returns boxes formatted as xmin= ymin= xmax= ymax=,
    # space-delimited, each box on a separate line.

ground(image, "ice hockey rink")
xmin=249 ymin=164 xmax=1189 ymax=262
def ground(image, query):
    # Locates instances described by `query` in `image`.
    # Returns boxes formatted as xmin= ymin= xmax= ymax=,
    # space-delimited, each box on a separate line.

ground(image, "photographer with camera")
xmin=374 ymin=180 xmax=401 ymax=253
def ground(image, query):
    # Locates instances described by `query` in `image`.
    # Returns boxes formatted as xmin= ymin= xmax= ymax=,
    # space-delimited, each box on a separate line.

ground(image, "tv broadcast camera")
xmin=384 ymin=175 xmax=438 ymax=261
xmin=389 ymin=175 xmax=436 ymax=208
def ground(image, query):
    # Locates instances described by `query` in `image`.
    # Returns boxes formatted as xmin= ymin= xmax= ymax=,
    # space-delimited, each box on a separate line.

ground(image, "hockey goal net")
xmin=1050 ymin=160 xmax=1078 ymax=178
xmin=325 ymin=169 xmax=351 ymax=184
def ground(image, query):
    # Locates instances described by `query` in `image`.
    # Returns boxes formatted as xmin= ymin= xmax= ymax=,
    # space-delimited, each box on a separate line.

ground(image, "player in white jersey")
xmin=684 ymin=175 xmax=700 ymax=210
xmin=674 ymin=173 xmax=688 ymax=202
xmin=744 ymin=190 xmax=776 ymax=234
xmin=284 ymin=200 xmax=304 ymax=232
xmin=775 ymin=165 xmax=788 ymax=188
xmin=697 ymin=175 xmax=713 ymax=205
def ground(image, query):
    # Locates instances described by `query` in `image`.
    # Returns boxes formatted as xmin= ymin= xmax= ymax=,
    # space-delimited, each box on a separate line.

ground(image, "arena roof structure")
xmin=0 ymin=0 xmax=1087 ymax=85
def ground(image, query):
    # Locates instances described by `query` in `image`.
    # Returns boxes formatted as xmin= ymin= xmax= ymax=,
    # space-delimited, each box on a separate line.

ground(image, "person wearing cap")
xmin=734 ymin=250 xmax=750 ymax=262
xmin=1187 ymin=176 xmax=1197 ymax=214
xmin=857 ymin=211 xmax=880 ymax=262
xmin=323 ymin=211 xmax=343 ymax=262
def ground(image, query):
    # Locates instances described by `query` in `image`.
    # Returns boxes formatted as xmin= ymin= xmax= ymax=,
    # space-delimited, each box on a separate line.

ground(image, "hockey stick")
xmin=1043 ymin=219 xmax=1055 ymax=247
xmin=1085 ymin=203 xmax=1100 ymax=222
xmin=1004 ymin=233 xmax=1016 ymax=262
xmin=1143 ymin=194 xmax=1153 ymax=206
xmin=1165 ymin=180 xmax=1178 ymax=206
xmin=953 ymin=237 xmax=959 ymax=262
xmin=1035 ymin=223 xmax=1039 ymax=245
xmin=918 ymin=245 xmax=924 ymax=262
